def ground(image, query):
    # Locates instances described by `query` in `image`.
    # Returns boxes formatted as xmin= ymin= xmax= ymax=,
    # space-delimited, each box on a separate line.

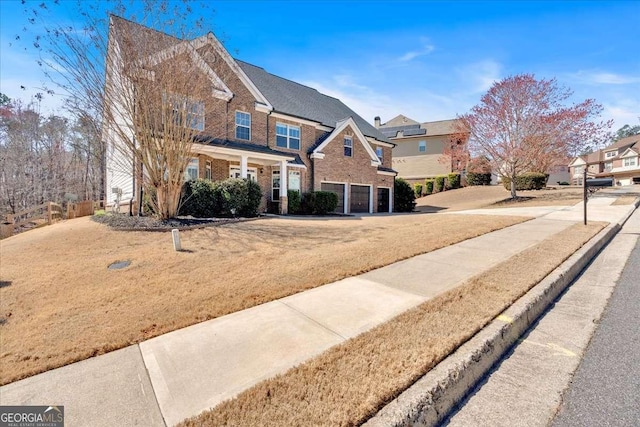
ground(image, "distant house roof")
xmin=236 ymin=60 xmax=389 ymax=143
xmin=575 ymin=135 xmax=640 ymax=165
xmin=377 ymin=116 xmax=459 ymax=139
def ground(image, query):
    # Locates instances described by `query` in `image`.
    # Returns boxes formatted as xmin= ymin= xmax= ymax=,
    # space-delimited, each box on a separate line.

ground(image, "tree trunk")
xmin=510 ymin=176 xmax=517 ymax=198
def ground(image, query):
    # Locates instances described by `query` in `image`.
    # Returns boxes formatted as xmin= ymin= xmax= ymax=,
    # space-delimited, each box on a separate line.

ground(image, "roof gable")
xmin=569 ymin=157 xmax=586 ymax=167
xmin=620 ymin=147 xmax=639 ymax=158
xmin=312 ymin=117 xmax=381 ymax=165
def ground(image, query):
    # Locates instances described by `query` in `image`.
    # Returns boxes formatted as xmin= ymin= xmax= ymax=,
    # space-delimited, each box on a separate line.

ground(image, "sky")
xmin=1 ymin=0 xmax=639 ymax=131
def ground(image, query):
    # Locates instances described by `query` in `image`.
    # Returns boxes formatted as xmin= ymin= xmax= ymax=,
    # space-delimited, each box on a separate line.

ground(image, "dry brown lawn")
xmin=181 ymin=221 xmax=606 ymax=427
xmin=489 ymin=187 xmax=584 ymax=208
xmin=415 ymin=186 xmax=585 ymax=212
xmin=0 ymin=213 xmax=527 ymax=385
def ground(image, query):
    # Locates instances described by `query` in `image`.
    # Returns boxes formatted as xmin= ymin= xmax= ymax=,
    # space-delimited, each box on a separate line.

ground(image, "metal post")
xmin=583 ymin=168 xmax=587 ymax=225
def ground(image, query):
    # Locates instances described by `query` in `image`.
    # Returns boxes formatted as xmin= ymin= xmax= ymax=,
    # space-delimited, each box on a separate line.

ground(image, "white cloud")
xmin=397 ymin=38 xmax=435 ymax=62
xmin=455 ymin=59 xmax=502 ymax=93
xmin=569 ymin=70 xmax=640 ymax=85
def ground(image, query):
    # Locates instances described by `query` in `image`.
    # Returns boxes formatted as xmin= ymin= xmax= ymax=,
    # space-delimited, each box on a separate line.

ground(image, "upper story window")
xmin=166 ymin=94 xmax=205 ymax=131
xmin=604 ymin=161 xmax=613 ymax=171
xmin=185 ymin=158 xmax=199 ymax=181
xmin=605 ymin=150 xmax=617 ymax=159
xmin=574 ymin=165 xmax=584 ymax=175
xmin=419 ymin=141 xmax=426 ymax=152
xmin=623 ymin=157 xmax=637 ymax=167
xmin=276 ymin=123 xmax=300 ymax=150
xmin=344 ymin=136 xmax=353 ymax=157
xmin=376 ymin=147 xmax=383 ymax=162
xmin=235 ymin=111 xmax=251 ymax=141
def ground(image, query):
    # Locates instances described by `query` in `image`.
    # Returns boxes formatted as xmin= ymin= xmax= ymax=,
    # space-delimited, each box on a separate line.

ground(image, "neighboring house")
xmin=104 ymin=16 xmax=395 ymax=214
xmin=374 ymin=115 xmax=460 ymax=185
xmin=568 ymin=135 xmax=640 ymax=186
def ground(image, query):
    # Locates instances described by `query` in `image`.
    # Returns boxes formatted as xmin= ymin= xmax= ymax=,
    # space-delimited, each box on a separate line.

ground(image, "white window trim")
xmin=275 ymin=122 xmax=301 ymax=150
xmin=344 ymin=136 xmax=353 ymax=157
xmin=623 ymin=157 xmax=637 ymax=167
xmin=605 ymin=150 xmax=617 ymax=159
xmin=376 ymin=146 xmax=383 ymax=162
xmin=235 ymin=111 xmax=251 ymax=141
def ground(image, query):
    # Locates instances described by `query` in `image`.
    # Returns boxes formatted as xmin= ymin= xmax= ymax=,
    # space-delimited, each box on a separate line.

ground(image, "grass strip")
xmin=611 ymin=196 xmax=637 ymax=206
xmin=180 ymin=221 xmax=606 ymax=427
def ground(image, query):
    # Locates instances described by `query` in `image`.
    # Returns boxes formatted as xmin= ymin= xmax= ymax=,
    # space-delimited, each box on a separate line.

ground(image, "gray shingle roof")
xmin=236 ymin=60 xmax=390 ymax=143
xmin=194 ymin=136 xmax=305 ymax=165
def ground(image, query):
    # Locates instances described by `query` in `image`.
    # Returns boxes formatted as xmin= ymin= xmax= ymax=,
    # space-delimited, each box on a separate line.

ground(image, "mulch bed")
xmin=91 ymin=213 xmax=258 ymax=231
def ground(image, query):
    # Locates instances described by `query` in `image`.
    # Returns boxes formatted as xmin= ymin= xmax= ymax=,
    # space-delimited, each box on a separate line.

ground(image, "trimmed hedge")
xmin=502 ymin=172 xmax=548 ymax=191
xmin=287 ymin=190 xmax=302 ymax=214
xmin=424 ymin=179 xmax=434 ymax=195
xmin=414 ymin=183 xmax=423 ymax=198
xmin=180 ymin=178 xmax=263 ymax=218
xmin=394 ymin=178 xmax=416 ymax=212
xmin=179 ymin=179 xmax=219 ymax=218
xmin=301 ymin=191 xmax=339 ymax=215
xmin=434 ymin=175 xmax=446 ymax=192
xmin=447 ymin=173 xmax=461 ymax=189
xmin=466 ymin=172 xmax=492 ymax=186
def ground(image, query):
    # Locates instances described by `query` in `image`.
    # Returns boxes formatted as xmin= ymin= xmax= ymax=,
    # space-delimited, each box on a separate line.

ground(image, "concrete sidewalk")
xmin=443 ymin=201 xmax=640 ymax=427
xmin=1 ymin=196 xmax=636 ymax=427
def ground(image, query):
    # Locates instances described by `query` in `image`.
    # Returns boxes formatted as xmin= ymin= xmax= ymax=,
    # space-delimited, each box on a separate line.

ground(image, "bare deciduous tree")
xmin=20 ymin=0 xmax=218 ymax=219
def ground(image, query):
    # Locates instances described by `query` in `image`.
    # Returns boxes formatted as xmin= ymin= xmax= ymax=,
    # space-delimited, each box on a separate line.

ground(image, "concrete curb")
xmin=364 ymin=201 xmax=639 ymax=427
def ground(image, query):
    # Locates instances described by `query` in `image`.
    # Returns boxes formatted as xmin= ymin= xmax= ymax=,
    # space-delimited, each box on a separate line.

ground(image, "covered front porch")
xmin=191 ymin=140 xmax=306 ymax=214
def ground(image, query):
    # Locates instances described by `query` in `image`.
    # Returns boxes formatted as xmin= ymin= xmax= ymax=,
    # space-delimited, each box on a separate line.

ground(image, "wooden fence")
xmin=1 ymin=200 xmax=105 ymax=239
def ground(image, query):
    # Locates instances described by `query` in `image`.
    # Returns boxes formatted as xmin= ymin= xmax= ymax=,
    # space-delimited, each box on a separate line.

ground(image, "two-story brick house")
xmin=568 ymin=135 xmax=640 ymax=186
xmin=104 ymin=16 xmax=395 ymax=215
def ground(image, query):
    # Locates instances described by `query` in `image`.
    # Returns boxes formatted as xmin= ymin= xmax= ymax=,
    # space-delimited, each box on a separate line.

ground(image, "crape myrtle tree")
xmin=450 ymin=74 xmax=611 ymax=198
xmin=19 ymin=0 xmax=220 ymax=219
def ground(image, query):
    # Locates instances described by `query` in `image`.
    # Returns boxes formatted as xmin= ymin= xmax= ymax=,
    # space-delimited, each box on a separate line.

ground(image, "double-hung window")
xmin=185 ymin=158 xmax=199 ymax=181
xmin=166 ymin=94 xmax=205 ymax=131
xmin=376 ymin=147 xmax=383 ymax=162
xmin=276 ymin=123 xmax=301 ymax=150
xmin=344 ymin=136 xmax=353 ymax=157
xmin=605 ymin=150 xmax=617 ymax=159
xmin=235 ymin=111 xmax=251 ymax=140
xmin=624 ymin=157 xmax=637 ymax=167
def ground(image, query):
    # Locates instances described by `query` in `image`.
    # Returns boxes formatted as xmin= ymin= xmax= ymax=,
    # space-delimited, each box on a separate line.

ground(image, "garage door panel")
xmin=377 ymin=188 xmax=390 ymax=213
xmin=321 ymin=183 xmax=345 ymax=213
xmin=350 ymin=185 xmax=370 ymax=213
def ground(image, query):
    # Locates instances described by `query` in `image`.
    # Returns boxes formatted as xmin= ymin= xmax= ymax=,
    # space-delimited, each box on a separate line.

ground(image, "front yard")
xmin=0 ymin=212 xmax=527 ymax=385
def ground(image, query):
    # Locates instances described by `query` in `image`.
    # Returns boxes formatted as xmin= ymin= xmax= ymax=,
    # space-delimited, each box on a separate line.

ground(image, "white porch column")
xmin=280 ymin=160 xmax=288 ymax=214
xmin=240 ymin=155 xmax=248 ymax=179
